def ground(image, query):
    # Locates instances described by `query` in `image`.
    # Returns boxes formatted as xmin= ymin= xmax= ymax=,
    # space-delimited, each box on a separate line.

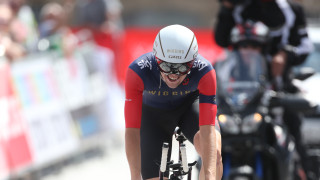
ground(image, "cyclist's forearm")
xmin=125 ymin=128 xmax=141 ymax=180
xmin=200 ymin=125 xmax=217 ymax=180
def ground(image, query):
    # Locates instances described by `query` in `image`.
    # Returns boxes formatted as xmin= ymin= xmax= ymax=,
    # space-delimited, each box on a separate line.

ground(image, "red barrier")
xmin=0 ymin=62 xmax=13 ymax=97
xmin=0 ymin=62 xmax=32 ymax=177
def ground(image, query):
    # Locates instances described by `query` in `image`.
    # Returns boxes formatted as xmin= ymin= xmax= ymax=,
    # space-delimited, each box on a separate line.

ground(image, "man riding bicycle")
xmin=124 ymin=24 xmax=223 ymax=180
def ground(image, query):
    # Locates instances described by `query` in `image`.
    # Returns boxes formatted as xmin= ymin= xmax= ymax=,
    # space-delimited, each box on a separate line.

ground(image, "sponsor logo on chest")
xmin=147 ymin=90 xmax=191 ymax=96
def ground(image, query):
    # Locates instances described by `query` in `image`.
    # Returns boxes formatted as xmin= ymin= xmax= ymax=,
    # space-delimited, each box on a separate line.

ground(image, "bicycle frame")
xmin=159 ymin=127 xmax=197 ymax=180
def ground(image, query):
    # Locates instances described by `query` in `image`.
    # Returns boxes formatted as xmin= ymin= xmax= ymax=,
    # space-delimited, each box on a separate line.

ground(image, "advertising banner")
xmin=53 ymin=55 xmax=89 ymax=110
xmin=52 ymin=44 xmax=112 ymax=138
xmin=10 ymin=56 xmax=78 ymax=167
xmin=0 ymin=60 xmax=32 ymax=178
xmin=0 ymin=39 xmax=119 ymax=178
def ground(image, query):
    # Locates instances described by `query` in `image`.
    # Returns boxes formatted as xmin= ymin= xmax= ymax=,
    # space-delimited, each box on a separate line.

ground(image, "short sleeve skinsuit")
xmin=125 ymin=52 xmax=219 ymax=179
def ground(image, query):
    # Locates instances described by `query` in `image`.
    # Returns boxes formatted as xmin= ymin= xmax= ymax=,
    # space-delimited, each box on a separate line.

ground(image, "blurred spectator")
xmin=64 ymin=0 xmax=124 ymax=38
xmin=0 ymin=2 xmax=26 ymax=62
xmin=66 ymin=0 xmax=107 ymax=28
xmin=8 ymin=0 xmax=39 ymax=52
xmin=38 ymin=2 xmax=78 ymax=58
xmin=63 ymin=0 xmax=124 ymax=85
xmin=38 ymin=2 xmax=65 ymax=38
xmin=0 ymin=1 xmax=12 ymax=33
xmin=104 ymin=0 xmax=124 ymax=38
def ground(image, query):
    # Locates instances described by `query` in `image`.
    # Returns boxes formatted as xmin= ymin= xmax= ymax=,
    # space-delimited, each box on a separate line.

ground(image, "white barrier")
xmin=0 ymin=42 xmax=116 ymax=179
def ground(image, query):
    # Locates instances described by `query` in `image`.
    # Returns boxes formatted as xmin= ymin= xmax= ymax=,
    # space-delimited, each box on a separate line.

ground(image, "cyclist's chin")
xmin=166 ymin=82 xmax=180 ymax=89
xmin=161 ymin=73 xmax=186 ymax=89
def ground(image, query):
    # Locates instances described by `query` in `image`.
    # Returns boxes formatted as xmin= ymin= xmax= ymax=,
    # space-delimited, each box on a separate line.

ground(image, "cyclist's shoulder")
xmin=129 ymin=52 xmax=156 ymax=71
xmin=192 ymin=54 xmax=214 ymax=72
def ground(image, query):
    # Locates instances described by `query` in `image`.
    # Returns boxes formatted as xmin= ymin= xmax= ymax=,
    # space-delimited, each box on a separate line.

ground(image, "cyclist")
xmin=124 ymin=24 xmax=223 ymax=180
xmin=214 ymin=0 xmax=314 ymax=179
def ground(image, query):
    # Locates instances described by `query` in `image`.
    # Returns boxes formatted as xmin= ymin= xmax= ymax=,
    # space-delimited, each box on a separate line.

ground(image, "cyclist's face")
xmin=160 ymin=72 xmax=187 ymax=89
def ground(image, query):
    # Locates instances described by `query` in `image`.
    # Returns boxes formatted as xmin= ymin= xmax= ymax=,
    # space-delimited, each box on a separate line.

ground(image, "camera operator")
xmin=214 ymin=0 xmax=315 ymax=179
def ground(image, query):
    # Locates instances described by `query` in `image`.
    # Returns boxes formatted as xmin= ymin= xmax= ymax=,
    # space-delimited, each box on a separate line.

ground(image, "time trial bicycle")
xmin=159 ymin=127 xmax=197 ymax=180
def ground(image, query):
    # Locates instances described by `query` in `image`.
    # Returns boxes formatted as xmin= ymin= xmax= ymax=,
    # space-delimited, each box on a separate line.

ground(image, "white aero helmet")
xmin=153 ymin=24 xmax=198 ymax=64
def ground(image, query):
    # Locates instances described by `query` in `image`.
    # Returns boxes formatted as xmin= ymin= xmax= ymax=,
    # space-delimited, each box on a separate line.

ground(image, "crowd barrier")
xmin=0 ymin=41 xmax=117 ymax=180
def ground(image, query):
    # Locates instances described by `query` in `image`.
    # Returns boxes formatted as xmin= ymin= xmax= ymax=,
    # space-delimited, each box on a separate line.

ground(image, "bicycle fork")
xmin=160 ymin=143 xmax=169 ymax=180
xmin=159 ymin=142 xmax=192 ymax=180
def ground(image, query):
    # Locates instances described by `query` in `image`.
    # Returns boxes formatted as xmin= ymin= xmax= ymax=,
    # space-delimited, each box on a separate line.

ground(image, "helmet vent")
xmin=184 ymin=35 xmax=195 ymax=59
xmin=158 ymin=32 xmax=165 ymax=57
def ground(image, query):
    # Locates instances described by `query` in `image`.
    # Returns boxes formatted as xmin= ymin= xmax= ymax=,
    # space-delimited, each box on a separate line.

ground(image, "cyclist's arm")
xmin=125 ymin=68 xmax=144 ymax=180
xmin=198 ymin=69 xmax=218 ymax=179
xmin=125 ymin=128 xmax=141 ymax=180
xmin=200 ymin=125 xmax=217 ymax=180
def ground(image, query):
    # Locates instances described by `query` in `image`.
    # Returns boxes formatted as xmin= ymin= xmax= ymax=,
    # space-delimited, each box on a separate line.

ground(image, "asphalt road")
xmin=37 ymin=116 xmax=320 ymax=180
xmin=40 ymin=133 xmax=200 ymax=180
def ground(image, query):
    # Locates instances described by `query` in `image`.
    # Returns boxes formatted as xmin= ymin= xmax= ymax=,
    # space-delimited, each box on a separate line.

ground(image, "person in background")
xmin=62 ymin=0 xmax=124 ymax=65
xmin=68 ymin=0 xmax=108 ymax=30
xmin=125 ymin=24 xmax=223 ymax=180
xmin=0 ymin=2 xmax=26 ymax=62
xmin=64 ymin=0 xmax=123 ymax=36
xmin=214 ymin=0 xmax=315 ymax=179
xmin=38 ymin=2 xmax=78 ymax=57
xmin=8 ymin=0 xmax=39 ymax=52
xmin=38 ymin=2 xmax=65 ymax=39
xmin=104 ymin=0 xmax=124 ymax=39
xmin=215 ymin=0 xmax=313 ymax=91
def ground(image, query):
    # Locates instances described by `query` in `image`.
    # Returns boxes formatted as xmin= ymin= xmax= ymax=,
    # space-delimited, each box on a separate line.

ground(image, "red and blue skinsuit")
xmin=125 ymin=52 xmax=217 ymax=128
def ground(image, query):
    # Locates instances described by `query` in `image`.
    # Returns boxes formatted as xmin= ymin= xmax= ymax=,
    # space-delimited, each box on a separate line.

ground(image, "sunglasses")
xmin=157 ymin=58 xmax=194 ymax=75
